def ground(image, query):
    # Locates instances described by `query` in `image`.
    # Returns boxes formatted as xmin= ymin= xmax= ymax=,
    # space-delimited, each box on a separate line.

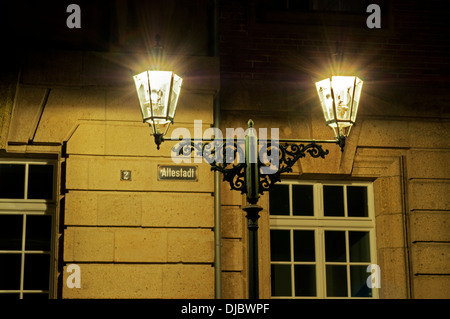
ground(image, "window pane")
xmin=270 ymin=230 xmax=290 ymax=261
xmin=23 ymin=254 xmax=50 ymax=290
xmin=0 ymin=215 xmax=23 ymax=250
xmin=27 ymin=164 xmax=54 ymax=200
xmin=0 ymin=293 xmax=20 ymax=298
xmin=271 ymin=264 xmax=291 ymax=296
xmin=292 ymin=185 xmax=314 ymax=216
xmin=269 ymin=184 xmax=289 ymax=215
xmin=325 ymin=231 xmax=346 ymax=262
xmin=22 ymin=293 xmax=49 ymax=299
xmin=349 ymin=231 xmax=370 ymax=262
xmin=350 ymin=265 xmax=372 ymax=297
xmin=0 ymin=164 xmax=25 ymax=199
xmin=347 ymin=186 xmax=368 ymax=217
xmin=0 ymin=254 xmax=22 ymax=290
xmin=293 ymin=230 xmax=315 ymax=261
xmin=25 ymin=215 xmax=52 ymax=251
xmin=326 ymin=265 xmax=348 ymax=297
xmin=294 ymin=265 xmax=316 ymax=297
xmin=323 ymin=186 xmax=344 ymax=216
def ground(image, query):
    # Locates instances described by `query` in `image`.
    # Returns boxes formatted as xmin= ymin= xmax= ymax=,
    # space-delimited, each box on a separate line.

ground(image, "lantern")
xmin=133 ymin=70 xmax=182 ymax=148
xmin=315 ymin=76 xmax=363 ymax=141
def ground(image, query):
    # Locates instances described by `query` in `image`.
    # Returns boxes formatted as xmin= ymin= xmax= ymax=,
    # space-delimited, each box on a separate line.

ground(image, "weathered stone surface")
xmin=65 ymin=156 xmax=214 ymax=192
xmin=358 ymin=120 xmax=409 ymax=148
xmin=65 ymin=191 xmax=214 ymax=228
xmin=409 ymin=181 xmax=450 ymax=211
xmin=409 ymin=211 xmax=450 ymax=242
xmin=413 ymin=276 xmax=450 ymax=299
xmin=7 ymin=86 xmax=48 ymax=143
xmin=64 ymin=228 xmax=115 ymax=262
xmin=221 ymin=239 xmax=244 ymax=271
xmin=221 ymin=272 xmax=245 ymax=299
xmin=221 ymin=206 xmax=244 ymax=239
xmin=167 ymin=229 xmax=214 ymax=263
xmin=375 ymin=213 xmax=406 ymax=249
xmin=407 ymin=150 xmax=450 ymax=179
xmin=64 ymin=226 xmax=214 ymax=263
xmin=377 ymin=247 xmax=409 ymax=299
xmin=411 ymin=243 xmax=450 ymax=274
xmin=62 ymin=263 xmax=214 ymax=299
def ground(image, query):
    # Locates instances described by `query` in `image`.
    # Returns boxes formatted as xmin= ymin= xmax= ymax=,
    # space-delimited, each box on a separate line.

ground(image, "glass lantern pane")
xmin=148 ymin=71 xmax=172 ymax=122
xmin=331 ymin=76 xmax=354 ymax=121
xmin=134 ymin=71 xmax=175 ymax=125
xmin=315 ymin=78 xmax=334 ymax=123
xmin=168 ymin=74 xmax=182 ymax=120
xmin=351 ymin=77 xmax=363 ymax=123
xmin=133 ymin=71 xmax=152 ymax=121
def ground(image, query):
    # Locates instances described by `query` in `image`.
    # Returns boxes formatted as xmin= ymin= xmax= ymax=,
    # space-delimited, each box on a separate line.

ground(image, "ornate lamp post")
xmin=133 ymin=70 xmax=363 ymax=299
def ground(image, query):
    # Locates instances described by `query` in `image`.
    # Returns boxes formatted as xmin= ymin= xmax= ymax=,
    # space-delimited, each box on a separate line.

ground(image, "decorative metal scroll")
xmin=172 ymin=139 xmax=330 ymax=196
xmin=173 ymin=139 xmax=247 ymax=193
xmin=257 ymin=141 xmax=329 ymax=194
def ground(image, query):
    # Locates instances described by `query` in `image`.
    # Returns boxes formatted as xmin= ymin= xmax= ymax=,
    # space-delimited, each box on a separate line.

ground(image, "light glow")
xmin=316 ymin=76 xmax=363 ymax=138
xmin=133 ymin=70 xmax=182 ymax=134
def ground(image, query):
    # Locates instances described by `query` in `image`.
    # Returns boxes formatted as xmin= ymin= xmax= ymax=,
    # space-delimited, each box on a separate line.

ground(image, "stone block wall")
xmin=218 ymin=0 xmax=450 ymax=299
xmin=2 ymin=50 xmax=220 ymax=298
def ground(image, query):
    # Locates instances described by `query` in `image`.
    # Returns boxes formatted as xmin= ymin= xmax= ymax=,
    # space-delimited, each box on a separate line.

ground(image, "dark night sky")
xmin=2 ymin=1 xmax=112 ymax=51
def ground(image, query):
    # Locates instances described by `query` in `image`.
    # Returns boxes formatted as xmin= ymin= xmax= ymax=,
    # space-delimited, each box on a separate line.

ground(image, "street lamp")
xmin=315 ymin=76 xmax=363 ymax=150
xmin=133 ymin=71 xmax=363 ymax=299
xmin=133 ymin=70 xmax=183 ymax=149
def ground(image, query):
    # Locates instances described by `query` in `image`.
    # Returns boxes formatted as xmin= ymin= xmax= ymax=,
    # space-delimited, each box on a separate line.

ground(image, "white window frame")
xmin=269 ymin=180 xmax=378 ymax=299
xmin=0 ymin=158 xmax=57 ymax=299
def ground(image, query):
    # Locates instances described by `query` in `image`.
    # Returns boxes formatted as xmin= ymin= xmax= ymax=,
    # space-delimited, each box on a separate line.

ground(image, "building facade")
xmin=0 ymin=0 xmax=449 ymax=299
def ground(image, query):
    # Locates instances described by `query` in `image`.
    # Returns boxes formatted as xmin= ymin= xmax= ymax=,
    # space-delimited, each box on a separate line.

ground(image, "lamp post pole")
xmin=174 ymin=120 xmax=337 ymax=299
xmin=242 ymin=203 xmax=263 ymax=299
xmin=242 ymin=119 xmax=263 ymax=299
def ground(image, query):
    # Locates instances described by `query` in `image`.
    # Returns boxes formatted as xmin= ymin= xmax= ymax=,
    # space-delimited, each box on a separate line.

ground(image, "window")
xmin=269 ymin=181 xmax=377 ymax=298
xmin=0 ymin=160 xmax=56 ymax=299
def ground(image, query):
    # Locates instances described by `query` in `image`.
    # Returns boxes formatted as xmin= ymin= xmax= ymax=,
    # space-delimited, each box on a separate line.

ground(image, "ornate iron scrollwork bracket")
xmin=173 ymin=138 xmax=247 ymax=193
xmin=258 ymin=141 xmax=330 ymax=194
xmin=172 ymin=138 xmax=332 ymax=197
